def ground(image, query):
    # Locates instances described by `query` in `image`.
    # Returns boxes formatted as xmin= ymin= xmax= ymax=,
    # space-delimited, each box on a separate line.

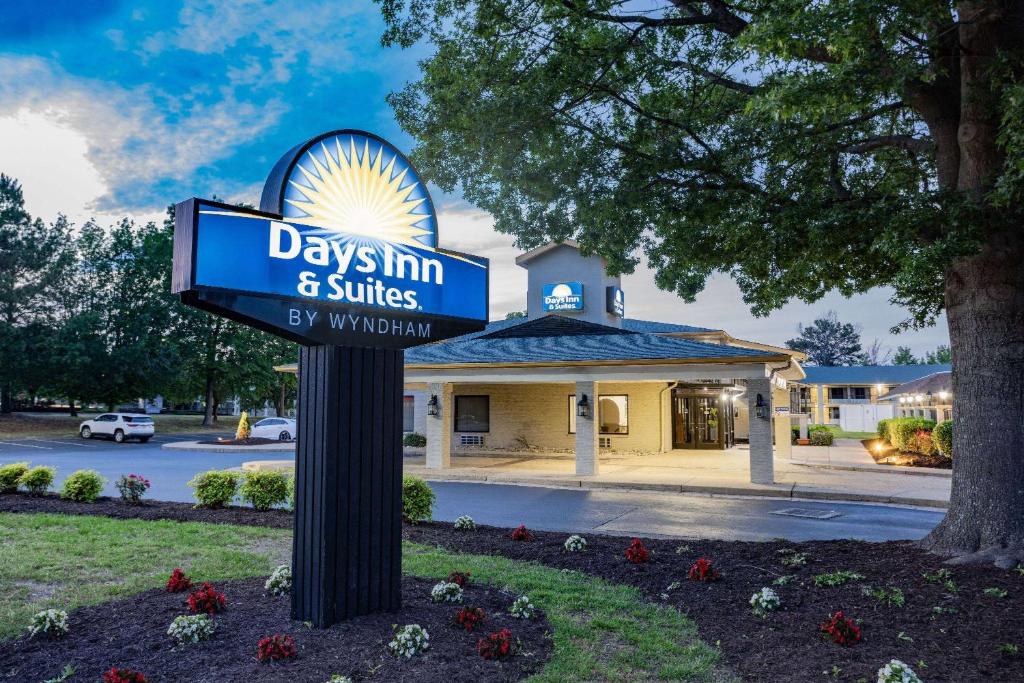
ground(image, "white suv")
xmin=80 ymin=414 xmax=156 ymax=443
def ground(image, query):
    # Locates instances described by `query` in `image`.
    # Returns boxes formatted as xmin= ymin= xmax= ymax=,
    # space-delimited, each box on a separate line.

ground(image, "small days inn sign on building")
xmin=172 ymin=130 xmax=489 ymax=627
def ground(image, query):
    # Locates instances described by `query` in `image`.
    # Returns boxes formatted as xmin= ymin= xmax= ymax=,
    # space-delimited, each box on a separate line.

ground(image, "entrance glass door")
xmin=672 ymin=390 xmax=733 ymax=449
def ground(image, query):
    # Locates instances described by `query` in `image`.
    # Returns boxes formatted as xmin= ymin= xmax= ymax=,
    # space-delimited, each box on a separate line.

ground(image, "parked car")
xmin=79 ymin=414 xmax=155 ymax=443
xmin=250 ymin=417 xmax=296 ymax=441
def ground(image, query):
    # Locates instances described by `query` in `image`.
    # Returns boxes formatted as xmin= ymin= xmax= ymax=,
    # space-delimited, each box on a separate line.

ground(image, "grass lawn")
xmin=816 ymin=424 xmax=878 ymax=440
xmin=0 ymin=413 xmax=230 ymax=440
xmin=0 ymin=513 xmax=728 ymax=682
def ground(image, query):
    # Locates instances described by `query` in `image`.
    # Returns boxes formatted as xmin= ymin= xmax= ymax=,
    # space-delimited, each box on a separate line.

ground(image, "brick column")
xmin=574 ymin=381 xmax=599 ymax=476
xmin=746 ymin=377 xmax=774 ymax=484
xmin=425 ymin=382 xmax=452 ymax=469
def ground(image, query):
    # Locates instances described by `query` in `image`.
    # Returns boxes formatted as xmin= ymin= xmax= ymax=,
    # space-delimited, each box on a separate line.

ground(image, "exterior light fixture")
xmin=875 ymin=383 xmax=885 ymax=394
xmin=755 ymin=393 xmax=769 ymax=420
xmin=915 ymin=394 xmax=925 ymax=403
xmin=939 ymin=391 xmax=949 ymax=401
xmin=576 ymin=394 xmax=590 ymax=418
xmin=427 ymin=395 xmax=440 ymax=417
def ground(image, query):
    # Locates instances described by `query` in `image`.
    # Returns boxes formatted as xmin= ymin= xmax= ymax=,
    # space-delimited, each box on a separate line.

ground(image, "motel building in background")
xmin=281 ymin=241 xmax=812 ymax=485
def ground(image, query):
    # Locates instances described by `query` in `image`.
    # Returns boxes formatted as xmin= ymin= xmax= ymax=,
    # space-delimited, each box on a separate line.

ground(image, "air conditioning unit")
xmin=599 ymin=437 xmax=612 ymax=448
xmin=459 ymin=434 xmax=485 ymax=447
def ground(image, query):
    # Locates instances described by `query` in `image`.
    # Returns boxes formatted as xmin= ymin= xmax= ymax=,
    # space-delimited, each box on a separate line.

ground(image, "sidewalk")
xmin=788 ymin=439 xmax=952 ymax=478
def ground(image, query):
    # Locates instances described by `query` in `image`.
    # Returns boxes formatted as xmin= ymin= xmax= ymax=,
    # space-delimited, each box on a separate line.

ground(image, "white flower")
xmin=28 ymin=609 xmax=68 ymax=637
xmin=430 ymin=581 xmax=463 ymax=604
xmin=327 ymin=676 xmax=353 ymax=683
xmin=454 ymin=515 xmax=476 ymax=531
xmin=564 ymin=534 xmax=588 ymax=552
xmin=749 ymin=587 xmax=781 ymax=618
xmin=877 ymin=659 xmax=922 ymax=683
xmin=167 ymin=614 xmax=216 ymax=645
xmin=388 ymin=624 xmax=430 ymax=658
xmin=510 ymin=595 xmax=536 ymax=619
xmin=265 ymin=564 xmax=292 ymax=597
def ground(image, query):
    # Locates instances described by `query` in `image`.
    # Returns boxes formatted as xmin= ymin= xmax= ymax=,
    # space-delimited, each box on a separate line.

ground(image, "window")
xmin=852 ymin=387 xmax=867 ymax=400
xmin=455 ymin=395 xmax=489 ymax=433
xmin=568 ymin=394 xmax=629 ymax=435
xmin=98 ymin=414 xmax=117 ymax=422
xmin=403 ymin=396 xmax=415 ymax=432
xmin=828 ymin=406 xmax=840 ymax=420
xmin=125 ymin=416 xmax=153 ymax=423
xmin=829 ymin=387 xmax=846 ymax=400
xmin=943 ymin=408 xmax=952 ymax=421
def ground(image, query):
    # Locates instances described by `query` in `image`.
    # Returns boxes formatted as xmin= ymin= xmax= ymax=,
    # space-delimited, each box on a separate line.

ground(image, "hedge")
xmin=187 ymin=470 xmax=239 ymax=508
xmin=403 ymin=432 xmax=427 ymax=447
xmin=239 ymin=470 xmax=290 ymax=511
xmin=809 ymin=429 xmax=834 ymax=446
xmin=933 ymin=420 xmax=953 ymax=457
xmin=402 ymin=475 xmax=435 ymax=523
xmin=60 ymin=469 xmax=106 ymax=502
xmin=0 ymin=462 xmax=29 ymax=493
xmin=885 ymin=418 xmax=937 ymax=455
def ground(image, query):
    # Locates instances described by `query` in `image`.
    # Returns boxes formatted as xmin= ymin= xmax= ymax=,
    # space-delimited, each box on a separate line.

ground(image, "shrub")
xmin=28 ymin=608 xmax=68 ymax=637
xmin=20 ymin=465 xmax=56 ymax=496
xmin=477 ymin=628 xmax=515 ymax=660
xmin=403 ymin=432 xmax=427 ymax=447
xmin=453 ymin=606 xmax=486 ymax=632
xmin=60 ymin=469 xmax=106 ymax=502
xmin=240 ymin=470 xmax=289 ymax=511
xmin=453 ymin=514 xmax=476 ymax=531
xmin=0 ymin=462 xmax=28 ymax=493
xmin=688 ymin=558 xmax=720 ymax=582
xmin=235 ymin=411 xmax=251 ymax=440
xmin=814 ymin=570 xmax=865 ymax=588
xmin=510 ymin=524 xmax=534 ymax=541
xmin=401 ymin=475 xmax=434 ymax=523
xmin=102 ymin=667 xmax=147 ymax=683
xmin=446 ymin=571 xmax=471 ymax=587
xmin=256 ymin=634 xmax=296 ymax=662
xmin=265 ymin=565 xmax=292 ymax=597
xmin=166 ymin=568 xmax=193 ymax=593
xmin=187 ymin=582 xmax=227 ymax=615
xmin=509 ymin=595 xmax=536 ymax=619
xmin=624 ymin=538 xmax=650 ymax=564
xmin=876 ymin=418 xmax=892 ymax=441
xmin=116 ymin=474 xmax=150 ymax=503
xmin=430 ymin=581 xmax=463 ymax=604
xmin=167 ymin=614 xmax=216 ymax=644
xmin=388 ymin=624 xmax=429 ymax=658
xmin=810 ymin=429 xmax=834 ymax=446
xmin=564 ymin=534 xmax=587 ymax=552
xmin=750 ymin=587 xmax=781 ymax=618
xmin=934 ymin=420 xmax=953 ymax=457
xmin=820 ymin=611 xmax=861 ymax=645
xmin=286 ymin=471 xmax=296 ymax=511
xmin=877 ymin=659 xmax=922 ymax=683
xmin=187 ymin=470 xmax=238 ymax=508
xmin=887 ymin=418 xmax=936 ymax=452
xmin=910 ymin=429 xmax=937 ymax=455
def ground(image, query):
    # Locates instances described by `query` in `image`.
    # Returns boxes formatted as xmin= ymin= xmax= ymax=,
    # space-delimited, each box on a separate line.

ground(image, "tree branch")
xmin=843 ymin=135 xmax=935 ymax=155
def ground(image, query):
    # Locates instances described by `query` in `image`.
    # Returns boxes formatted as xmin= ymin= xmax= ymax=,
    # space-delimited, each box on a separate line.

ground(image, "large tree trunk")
xmin=68 ymin=399 xmax=77 ymax=418
xmin=275 ymin=382 xmax=286 ymax=417
xmin=202 ymin=375 xmax=216 ymax=427
xmin=0 ymin=383 xmax=11 ymax=414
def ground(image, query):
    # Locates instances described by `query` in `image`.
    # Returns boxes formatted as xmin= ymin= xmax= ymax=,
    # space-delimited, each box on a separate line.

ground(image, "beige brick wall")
xmin=450 ymin=382 xmax=667 ymax=452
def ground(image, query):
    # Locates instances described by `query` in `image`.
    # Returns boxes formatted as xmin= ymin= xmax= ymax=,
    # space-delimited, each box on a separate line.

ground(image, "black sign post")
xmin=172 ymin=130 xmax=488 ymax=626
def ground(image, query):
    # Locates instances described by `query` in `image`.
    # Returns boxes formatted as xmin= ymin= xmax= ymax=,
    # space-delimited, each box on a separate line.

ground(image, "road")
xmin=0 ymin=436 xmax=944 ymax=542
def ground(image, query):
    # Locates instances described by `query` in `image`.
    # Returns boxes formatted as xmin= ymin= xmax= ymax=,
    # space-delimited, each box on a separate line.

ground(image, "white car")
xmin=79 ymin=413 xmax=155 ymax=443
xmin=250 ymin=417 xmax=296 ymax=441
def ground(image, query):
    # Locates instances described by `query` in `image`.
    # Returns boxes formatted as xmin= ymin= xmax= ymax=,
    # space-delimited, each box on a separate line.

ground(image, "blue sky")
xmin=0 ymin=0 xmax=949 ymax=355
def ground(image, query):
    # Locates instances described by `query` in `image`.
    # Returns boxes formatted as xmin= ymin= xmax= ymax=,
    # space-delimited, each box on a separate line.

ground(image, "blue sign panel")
xmin=606 ymin=286 xmax=625 ymax=317
xmin=542 ymin=281 xmax=584 ymax=312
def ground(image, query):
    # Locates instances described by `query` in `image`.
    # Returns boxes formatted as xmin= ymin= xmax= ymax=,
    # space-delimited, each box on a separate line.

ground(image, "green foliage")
xmin=865 ymin=586 xmax=906 ymax=607
xmin=813 ymin=570 xmax=865 ymax=588
xmin=933 ymin=420 xmax=953 ymax=457
xmin=19 ymin=466 xmax=55 ymax=496
xmin=59 ymin=469 xmax=106 ymax=503
xmin=778 ymin=549 xmax=809 ymax=568
xmin=877 ymin=418 xmax=892 ymax=441
xmin=187 ymin=470 xmax=239 ymax=508
xmin=403 ymin=432 xmax=427 ymax=447
xmin=235 ymin=411 xmax=252 ymax=440
xmin=0 ymin=462 xmax=29 ymax=493
xmin=286 ymin=470 xmax=296 ymax=511
xmin=786 ymin=312 xmax=866 ymax=366
xmin=401 ymin=475 xmax=435 ymax=523
xmin=239 ymin=470 xmax=289 ymax=511
xmin=810 ymin=429 xmax=834 ymax=446
xmin=984 ymin=587 xmax=1008 ymax=599
xmin=892 ymin=347 xmax=918 ymax=365
xmin=924 ymin=345 xmax=952 ymax=364
xmin=887 ymin=418 xmax=937 ymax=453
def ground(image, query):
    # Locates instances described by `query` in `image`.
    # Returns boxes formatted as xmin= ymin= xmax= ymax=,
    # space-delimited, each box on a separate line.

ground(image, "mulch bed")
xmin=0 ymin=576 xmax=551 ymax=682
xmin=862 ymin=439 xmax=952 ymax=469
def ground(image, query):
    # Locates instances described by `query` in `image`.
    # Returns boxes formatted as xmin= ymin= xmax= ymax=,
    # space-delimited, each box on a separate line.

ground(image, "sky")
xmin=0 ymin=0 xmax=949 ymax=358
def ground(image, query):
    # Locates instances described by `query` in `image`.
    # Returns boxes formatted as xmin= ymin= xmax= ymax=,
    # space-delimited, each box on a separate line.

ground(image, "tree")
xmin=892 ymin=346 xmax=919 ymax=366
xmin=862 ymin=339 xmax=892 ymax=366
xmin=378 ymin=1 xmax=1024 ymax=564
xmin=786 ymin=311 xmax=867 ymax=366
xmin=925 ymin=344 xmax=953 ymax=364
xmin=505 ymin=310 xmax=526 ymax=320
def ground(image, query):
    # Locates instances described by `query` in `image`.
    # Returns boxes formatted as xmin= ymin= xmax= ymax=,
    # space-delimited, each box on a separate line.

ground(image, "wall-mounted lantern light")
xmin=576 ymin=394 xmax=590 ymax=419
xmin=427 ymin=394 xmax=440 ymax=417
xmin=755 ymin=393 xmax=769 ymax=420
xmin=938 ymin=391 xmax=949 ymax=401
xmin=925 ymin=391 xmax=933 ymax=405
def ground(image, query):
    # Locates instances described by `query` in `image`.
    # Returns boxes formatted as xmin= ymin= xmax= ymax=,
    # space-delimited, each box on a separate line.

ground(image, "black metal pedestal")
xmin=291 ymin=345 xmax=404 ymax=626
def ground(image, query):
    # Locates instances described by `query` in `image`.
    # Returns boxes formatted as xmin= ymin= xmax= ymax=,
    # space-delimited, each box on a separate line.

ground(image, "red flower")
xmin=166 ymin=568 xmax=192 ymax=593
xmin=257 ymin=634 xmax=297 ymax=662
xmin=453 ymin=606 xmax=486 ymax=632
xmin=820 ymin=611 xmax=861 ymax=646
xmin=477 ymin=628 xmax=515 ymax=660
xmin=186 ymin=582 xmax=226 ymax=615
xmin=510 ymin=524 xmax=534 ymax=541
xmin=447 ymin=571 xmax=472 ymax=587
xmin=624 ymin=538 xmax=650 ymax=564
xmin=688 ymin=558 xmax=720 ymax=582
xmin=102 ymin=667 xmax=147 ymax=683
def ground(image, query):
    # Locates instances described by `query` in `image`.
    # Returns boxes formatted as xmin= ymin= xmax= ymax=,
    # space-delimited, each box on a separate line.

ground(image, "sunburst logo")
xmin=282 ymin=134 xmax=437 ymax=248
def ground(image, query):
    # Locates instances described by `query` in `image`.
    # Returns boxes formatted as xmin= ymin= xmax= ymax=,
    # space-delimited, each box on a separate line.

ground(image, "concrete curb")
xmin=789 ymin=461 xmax=951 ymax=478
xmin=162 ymin=440 xmax=296 ymax=453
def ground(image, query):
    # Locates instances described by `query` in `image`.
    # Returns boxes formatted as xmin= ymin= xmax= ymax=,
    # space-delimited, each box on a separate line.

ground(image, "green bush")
xmin=60 ymin=469 xmax=106 ymax=502
xmin=286 ymin=470 xmax=296 ymax=511
xmin=0 ymin=462 xmax=29 ymax=493
xmin=810 ymin=429 xmax=834 ymax=446
xmin=934 ymin=420 xmax=953 ymax=457
xmin=876 ymin=418 xmax=892 ymax=441
xmin=402 ymin=475 xmax=435 ymax=524
xmin=403 ymin=432 xmax=427 ymax=447
xmin=888 ymin=418 xmax=936 ymax=452
xmin=808 ymin=424 xmax=831 ymax=433
xmin=239 ymin=470 xmax=289 ymax=511
xmin=187 ymin=470 xmax=239 ymax=508
xmin=19 ymin=466 xmax=56 ymax=496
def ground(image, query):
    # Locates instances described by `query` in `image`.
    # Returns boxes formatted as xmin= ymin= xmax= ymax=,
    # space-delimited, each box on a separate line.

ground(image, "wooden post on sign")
xmin=291 ymin=344 xmax=404 ymax=626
